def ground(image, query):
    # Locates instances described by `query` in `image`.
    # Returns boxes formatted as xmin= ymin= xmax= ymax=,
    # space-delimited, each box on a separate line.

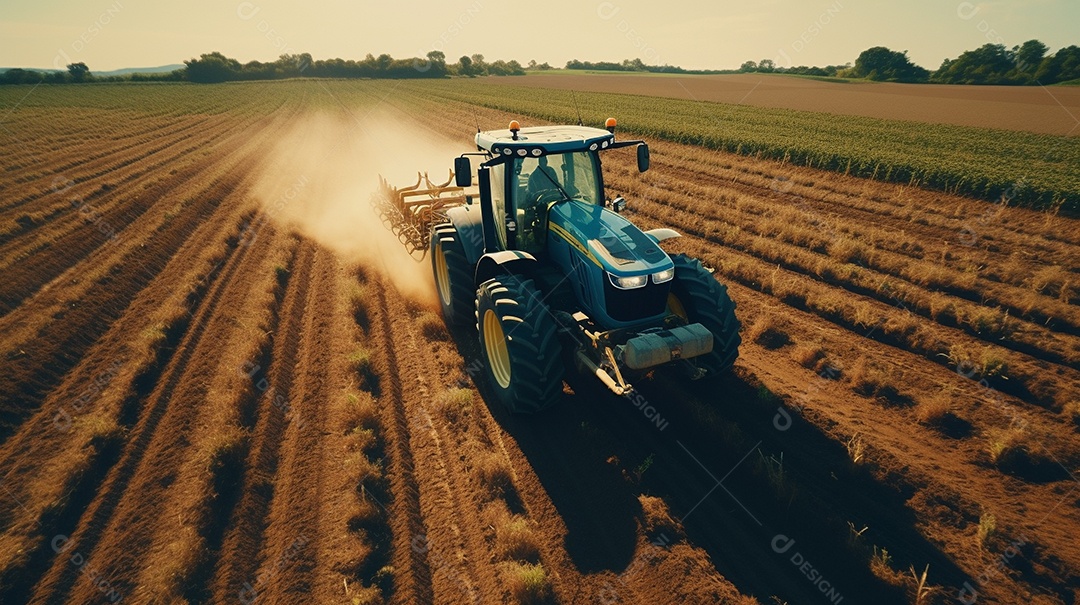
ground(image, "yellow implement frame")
xmin=371 ymin=170 xmax=472 ymax=260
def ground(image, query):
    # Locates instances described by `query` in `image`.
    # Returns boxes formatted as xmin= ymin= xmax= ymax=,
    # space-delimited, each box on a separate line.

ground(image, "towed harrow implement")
xmin=371 ymin=170 xmax=473 ymax=259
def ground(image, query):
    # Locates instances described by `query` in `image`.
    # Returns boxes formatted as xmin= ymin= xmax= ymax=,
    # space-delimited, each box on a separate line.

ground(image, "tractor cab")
xmin=456 ymin=120 xmax=649 ymax=257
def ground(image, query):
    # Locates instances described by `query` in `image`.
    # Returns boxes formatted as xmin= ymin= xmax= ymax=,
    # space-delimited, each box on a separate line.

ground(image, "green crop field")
xmin=398 ymin=79 xmax=1080 ymax=212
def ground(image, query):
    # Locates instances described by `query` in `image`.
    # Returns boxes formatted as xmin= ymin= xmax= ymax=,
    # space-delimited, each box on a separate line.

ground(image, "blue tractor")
xmin=429 ymin=119 xmax=740 ymax=413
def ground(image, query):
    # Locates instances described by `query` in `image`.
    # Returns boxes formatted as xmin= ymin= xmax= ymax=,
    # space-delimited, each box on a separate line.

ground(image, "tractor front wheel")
xmin=431 ymin=223 xmax=474 ymax=327
xmin=476 ymin=276 xmax=564 ymax=413
xmin=667 ymin=254 xmax=741 ymax=376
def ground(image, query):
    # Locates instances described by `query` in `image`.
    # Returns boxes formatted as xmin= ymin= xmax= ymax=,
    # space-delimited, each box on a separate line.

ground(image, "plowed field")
xmin=1 ymin=80 xmax=1077 ymax=605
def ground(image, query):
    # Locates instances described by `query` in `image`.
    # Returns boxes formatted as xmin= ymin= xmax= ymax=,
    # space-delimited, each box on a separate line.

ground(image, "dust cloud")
xmin=249 ymin=109 xmax=469 ymax=306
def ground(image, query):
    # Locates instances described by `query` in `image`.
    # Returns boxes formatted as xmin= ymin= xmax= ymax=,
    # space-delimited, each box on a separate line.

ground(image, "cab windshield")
xmin=514 ymin=151 xmax=601 ymax=209
xmin=511 ymin=151 xmax=601 ymax=253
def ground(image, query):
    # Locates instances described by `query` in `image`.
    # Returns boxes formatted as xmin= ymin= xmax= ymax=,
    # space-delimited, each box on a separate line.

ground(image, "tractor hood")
xmin=548 ymin=200 xmax=672 ymax=276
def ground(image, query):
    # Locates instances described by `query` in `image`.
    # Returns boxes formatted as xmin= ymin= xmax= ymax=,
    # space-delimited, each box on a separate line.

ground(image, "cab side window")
xmin=490 ymin=163 xmax=507 ymax=249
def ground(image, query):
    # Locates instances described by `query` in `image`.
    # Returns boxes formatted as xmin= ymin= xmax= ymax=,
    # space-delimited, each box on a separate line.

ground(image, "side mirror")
xmin=636 ymin=144 xmax=650 ymax=172
xmin=630 ymin=145 xmax=648 ymax=173
xmin=454 ymin=156 xmax=472 ymax=187
xmin=610 ymin=196 xmax=627 ymax=213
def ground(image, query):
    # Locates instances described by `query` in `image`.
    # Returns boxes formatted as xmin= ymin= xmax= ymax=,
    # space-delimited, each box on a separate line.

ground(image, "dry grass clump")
xmin=985 ymin=426 xmax=1070 ymax=481
xmin=475 ymin=450 xmax=514 ymax=501
xmin=349 ymin=488 xmax=383 ymax=530
xmin=846 ymin=356 xmax=909 ymax=405
xmin=348 ymin=346 xmax=374 ymax=375
xmin=746 ymin=315 xmax=791 ymax=349
xmin=945 ymin=345 xmax=1010 ymax=382
xmin=1063 ymin=401 xmax=1080 ymax=426
xmin=790 ymin=342 xmax=830 ymax=373
xmin=869 ymin=545 xmax=902 ymax=587
xmin=828 ymin=237 xmax=871 ymax=265
xmin=483 ymin=497 xmax=548 ymax=603
xmin=958 ymin=306 xmax=1013 ymax=338
xmin=915 ymin=393 xmax=952 ymax=426
xmin=74 ymin=412 xmax=126 ymax=447
xmin=1027 ymin=264 xmax=1075 ymax=302
xmin=846 ymin=433 xmax=867 ymax=465
xmin=348 ymin=585 xmax=385 ymax=605
xmin=345 ymin=393 xmax=389 ymax=533
xmin=881 ymin=312 xmax=923 ymax=342
xmin=846 ymin=356 xmax=878 ymax=394
xmin=417 ymin=311 xmax=448 ymax=341
xmin=977 ymin=513 xmax=997 ymax=549
xmin=499 ymin=561 xmax=552 ymax=605
xmin=201 ymin=425 xmax=248 ymax=480
xmin=494 ymin=514 xmax=542 ymax=563
xmin=986 ymin=427 xmax=1030 ymax=468
xmin=343 ymin=391 xmax=379 ymax=433
xmin=344 ymin=450 xmax=384 ymax=486
xmin=349 ymin=346 xmax=380 ymax=393
xmin=437 ymin=387 xmax=473 ymax=423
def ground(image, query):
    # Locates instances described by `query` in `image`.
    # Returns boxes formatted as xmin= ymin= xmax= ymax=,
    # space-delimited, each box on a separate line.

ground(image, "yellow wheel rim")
xmin=483 ymin=309 xmax=511 ymax=388
xmin=434 ymin=244 xmax=451 ymax=307
xmin=667 ymin=293 xmax=688 ymax=322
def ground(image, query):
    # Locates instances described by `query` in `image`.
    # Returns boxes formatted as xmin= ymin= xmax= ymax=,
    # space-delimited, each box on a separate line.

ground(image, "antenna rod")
xmin=571 ymin=90 xmax=583 ymax=126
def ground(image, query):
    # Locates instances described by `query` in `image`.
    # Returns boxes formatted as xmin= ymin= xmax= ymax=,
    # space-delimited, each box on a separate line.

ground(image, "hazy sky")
xmin=1 ymin=0 xmax=1077 ymax=72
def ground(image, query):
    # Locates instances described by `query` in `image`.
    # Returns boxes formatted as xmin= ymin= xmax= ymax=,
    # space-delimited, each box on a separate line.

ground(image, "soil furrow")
xmin=380 ymin=296 xmax=496 ymax=604
xmin=0 ymin=114 xmax=257 ymax=316
xmin=252 ymin=248 xmax=343 ymax=603
xmin=0 ymin=108 xmax=281 ymax=442
xmin=0 ymin=113 xmax=227 ymax=214
xmin=367 ymin=281 xmax=437 ymax=605
xmin=29 ymin=209 xmax=269 ymax=604
xmin=0 ymin=112 xmax=204 ymax=196
xmin=209 ymin=239 xmax=312 ymax=604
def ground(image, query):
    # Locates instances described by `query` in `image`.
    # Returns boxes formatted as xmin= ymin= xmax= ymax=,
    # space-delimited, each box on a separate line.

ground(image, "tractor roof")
xmin=476 ymin=125 xmax=615 ymax=157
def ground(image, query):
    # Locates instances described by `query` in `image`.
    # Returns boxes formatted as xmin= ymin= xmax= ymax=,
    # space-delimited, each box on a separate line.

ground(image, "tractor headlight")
xmin=608 ymin=273 xmax=648 ymax=290
xmin=651 ymin=268 xmax=675 ymax=284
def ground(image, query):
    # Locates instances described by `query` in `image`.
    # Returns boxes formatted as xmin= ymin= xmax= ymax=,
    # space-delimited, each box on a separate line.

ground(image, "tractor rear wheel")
xmin=476 ymin=276 xmax=564 ymax=413
xmin=667 ymin=254 xmax=741 ymax=376
xmin=431 ymin=223 xmax=474 ymax=327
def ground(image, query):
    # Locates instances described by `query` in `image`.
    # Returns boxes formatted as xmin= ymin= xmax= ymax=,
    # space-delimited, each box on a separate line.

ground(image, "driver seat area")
xmin=516 ymin=157 xmax=560 ymax=255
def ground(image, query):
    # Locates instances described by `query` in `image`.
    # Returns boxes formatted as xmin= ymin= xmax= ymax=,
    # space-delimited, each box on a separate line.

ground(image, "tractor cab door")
xmin=513 ymin=152 xmax=602 ymax=255
xmin=489 ymin=163 xmax=509 ymax=250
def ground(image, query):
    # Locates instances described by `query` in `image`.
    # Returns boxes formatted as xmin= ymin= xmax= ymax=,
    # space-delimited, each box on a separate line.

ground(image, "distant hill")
xmin=92 ymin=64 xmax=184 ymax=77
xmin=0 ymin=64 xmax=183 ymax=77
xmin=0 ymin=67 xmax=59 ymax=74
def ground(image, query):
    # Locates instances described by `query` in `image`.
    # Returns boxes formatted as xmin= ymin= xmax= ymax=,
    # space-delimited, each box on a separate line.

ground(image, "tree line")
xmin=6 ymin=40 xmax=1076 ymax=86
xmin=738 ymin=40 xmax=1080 ymax=85
xmin=0 ymin=51 xmax=526 ymax=85
xmin=564 ymin=58 xmax=729 ymax=75
xmin=183 ymin=51 xmax=525 ymax=83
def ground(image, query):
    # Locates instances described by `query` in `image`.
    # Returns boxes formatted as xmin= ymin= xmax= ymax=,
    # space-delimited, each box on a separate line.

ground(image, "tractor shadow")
xmin=454 ymin=326 xmax=974 ymax=600
xmin=633 ymin=369 xmax=975 ymax=602
xmin=451 ymin=326 xmax=641 ymax=574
